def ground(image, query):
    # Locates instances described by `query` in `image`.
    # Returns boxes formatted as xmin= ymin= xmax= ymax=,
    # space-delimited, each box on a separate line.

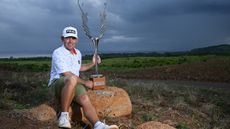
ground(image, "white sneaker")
xmin=94 ymin=121 xmax=118 ymax=129
xmin=58 ymin=112 xmax=71 ymax=128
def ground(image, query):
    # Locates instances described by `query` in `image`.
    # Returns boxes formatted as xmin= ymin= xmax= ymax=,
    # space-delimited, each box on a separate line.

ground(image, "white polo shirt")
xmin=48 ymin=45 xmax=82 ymax=86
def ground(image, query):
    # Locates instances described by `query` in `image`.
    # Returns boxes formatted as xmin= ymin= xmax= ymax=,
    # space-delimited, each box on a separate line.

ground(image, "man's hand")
xmin=92 ymin=54 xmax=101 ymax=65
xmin=84 ymin=80 xmax=94 ymax=89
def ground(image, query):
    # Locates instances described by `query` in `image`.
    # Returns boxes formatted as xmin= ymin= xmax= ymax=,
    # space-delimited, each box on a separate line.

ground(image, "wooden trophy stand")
xmin=90 ymin=74 xmax=106 ymax=90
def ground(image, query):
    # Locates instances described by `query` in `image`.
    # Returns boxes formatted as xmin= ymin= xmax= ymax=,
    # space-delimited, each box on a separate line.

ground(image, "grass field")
xmin=0 ymin=55 xmax=225 ymax=72
xmin=0 ymin=54 xmax=230 ymax=129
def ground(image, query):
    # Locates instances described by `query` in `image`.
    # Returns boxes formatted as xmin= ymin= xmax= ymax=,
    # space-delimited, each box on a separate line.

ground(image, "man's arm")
xmin=80 ymin=54 xmax=101 ymax=72
xmin=80 ymin=62 xmax=95 ymax=72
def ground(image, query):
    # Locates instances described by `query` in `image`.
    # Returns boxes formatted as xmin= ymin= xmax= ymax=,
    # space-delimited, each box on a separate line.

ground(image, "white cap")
xmin=62 ymin=26 xmax=78 ymax=38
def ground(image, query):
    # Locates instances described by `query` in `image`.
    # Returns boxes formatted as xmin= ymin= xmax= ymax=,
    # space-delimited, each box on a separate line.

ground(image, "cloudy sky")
xmin=0 ymin=0 xmax=230 ymax=57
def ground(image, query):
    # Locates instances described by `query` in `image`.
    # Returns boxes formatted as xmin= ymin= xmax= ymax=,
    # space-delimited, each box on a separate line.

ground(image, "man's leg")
xmin=61 ymin=75 xmax=77 ymax=112
xmin=76 ymin=93 xmax=99 ymax=125
xmin=75 ymin=90 xmax=118 ymax=129
xmin=52 ymin=75 xmax=78 ymax=128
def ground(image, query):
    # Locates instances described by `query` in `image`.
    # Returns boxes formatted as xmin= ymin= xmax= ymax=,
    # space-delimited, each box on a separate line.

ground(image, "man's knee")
xmin=78 ymin=93 xmax=91 ymax=105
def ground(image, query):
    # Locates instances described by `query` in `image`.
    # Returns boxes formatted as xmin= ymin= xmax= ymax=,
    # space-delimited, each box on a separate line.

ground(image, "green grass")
xmin=0 ymin=55 xmax=224 ymax=72
xmin=83 ymin=55 xmax=228 ymax=72
xmin=0 ymin=60 xmax=50 ymax=72
xmin=0 ymin=71 xmax=51 ymax=109
xmin=141 ymin=113 xmax=158 ymax=122
xmin=176 ymin=123 xmax=189 ymax=129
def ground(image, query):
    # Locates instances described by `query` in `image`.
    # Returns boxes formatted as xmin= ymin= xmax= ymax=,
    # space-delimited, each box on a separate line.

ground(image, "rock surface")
xmin=135 ymin=121 xmax=176 ymax=129
xmin=9 ymin=104 xmax=56 ymax=122
xmin=70 ymin=86 xmax=132 ymax=123
xmin=28 ymin=104 xmax=57 ymax=121
xmin=87 ymin=86 xmax=132 ymax=118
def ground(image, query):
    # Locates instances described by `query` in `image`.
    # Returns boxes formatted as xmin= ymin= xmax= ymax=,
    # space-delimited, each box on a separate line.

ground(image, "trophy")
xmin=77 ymin=0 xmax=107 ymax=90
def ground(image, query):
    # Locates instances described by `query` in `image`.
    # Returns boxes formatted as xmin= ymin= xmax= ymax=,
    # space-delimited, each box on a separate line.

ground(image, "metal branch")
xmin=98 ymin=3 xmax=107 ymax=39
xmin=77 ymin=0 xmax=93 ymax=39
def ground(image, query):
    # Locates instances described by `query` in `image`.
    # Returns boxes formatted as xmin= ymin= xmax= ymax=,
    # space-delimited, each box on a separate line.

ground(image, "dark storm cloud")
xmin=0 ymin=0 xmax=230 ymax=56
xmin=109 ymin=0 xmax=230 ymax=22
xmin=0 ymin=0 xmax=80 ymax=53
xmin=104 ymin=0 xmax=230 ymax=51
xmin=176 ymin=1 xmax=230 ymax=14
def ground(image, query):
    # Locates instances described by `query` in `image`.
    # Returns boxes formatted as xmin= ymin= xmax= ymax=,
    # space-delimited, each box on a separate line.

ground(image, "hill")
xmin=189 ymin=44 xmax=230 ymax=55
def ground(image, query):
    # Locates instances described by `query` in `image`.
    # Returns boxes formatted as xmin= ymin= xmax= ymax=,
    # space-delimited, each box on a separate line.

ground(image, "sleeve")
xmin=52 ymin=51 xmax=70 ymax=74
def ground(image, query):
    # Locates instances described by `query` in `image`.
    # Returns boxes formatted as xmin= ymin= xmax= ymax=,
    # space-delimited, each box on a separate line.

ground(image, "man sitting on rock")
xmin=48 ymin=26 xmax=118 ymax=129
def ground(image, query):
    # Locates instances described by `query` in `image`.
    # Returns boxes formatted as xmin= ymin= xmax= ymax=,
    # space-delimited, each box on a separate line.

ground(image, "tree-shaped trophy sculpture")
xmin=77 ymin=0 xmax=107 ymax=90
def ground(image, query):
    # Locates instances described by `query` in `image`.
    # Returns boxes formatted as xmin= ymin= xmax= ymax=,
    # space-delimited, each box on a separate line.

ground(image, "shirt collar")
xmin=61 ymin=45 xmax=77 ymax=55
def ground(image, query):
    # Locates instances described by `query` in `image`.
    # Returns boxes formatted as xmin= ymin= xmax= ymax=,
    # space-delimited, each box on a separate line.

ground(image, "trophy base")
xmin=90 ymin=74 xmax=106 ymax=90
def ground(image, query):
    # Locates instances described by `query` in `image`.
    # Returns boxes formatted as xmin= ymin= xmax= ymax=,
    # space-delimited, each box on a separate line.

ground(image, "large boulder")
xmin=135 ymin=121 xmax=176 ymax=129
xmin=8 ymin=104 xmax=56 ymax=122
xmin=27 ymin=104 xmax=57 ymax=121
xmin=70 ymin=86 xmax=132 ymax=123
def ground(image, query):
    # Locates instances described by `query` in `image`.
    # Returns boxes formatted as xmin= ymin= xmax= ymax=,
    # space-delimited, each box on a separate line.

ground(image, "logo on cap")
xmin=66 ymin=29 xmax=76 ymax=34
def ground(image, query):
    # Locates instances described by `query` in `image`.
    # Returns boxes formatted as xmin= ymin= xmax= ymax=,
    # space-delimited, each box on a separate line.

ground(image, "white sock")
xmin=60 ymin=112 xmax=69 ymax=116
xmin=94 ymin=121 xmax=103 ymax=128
